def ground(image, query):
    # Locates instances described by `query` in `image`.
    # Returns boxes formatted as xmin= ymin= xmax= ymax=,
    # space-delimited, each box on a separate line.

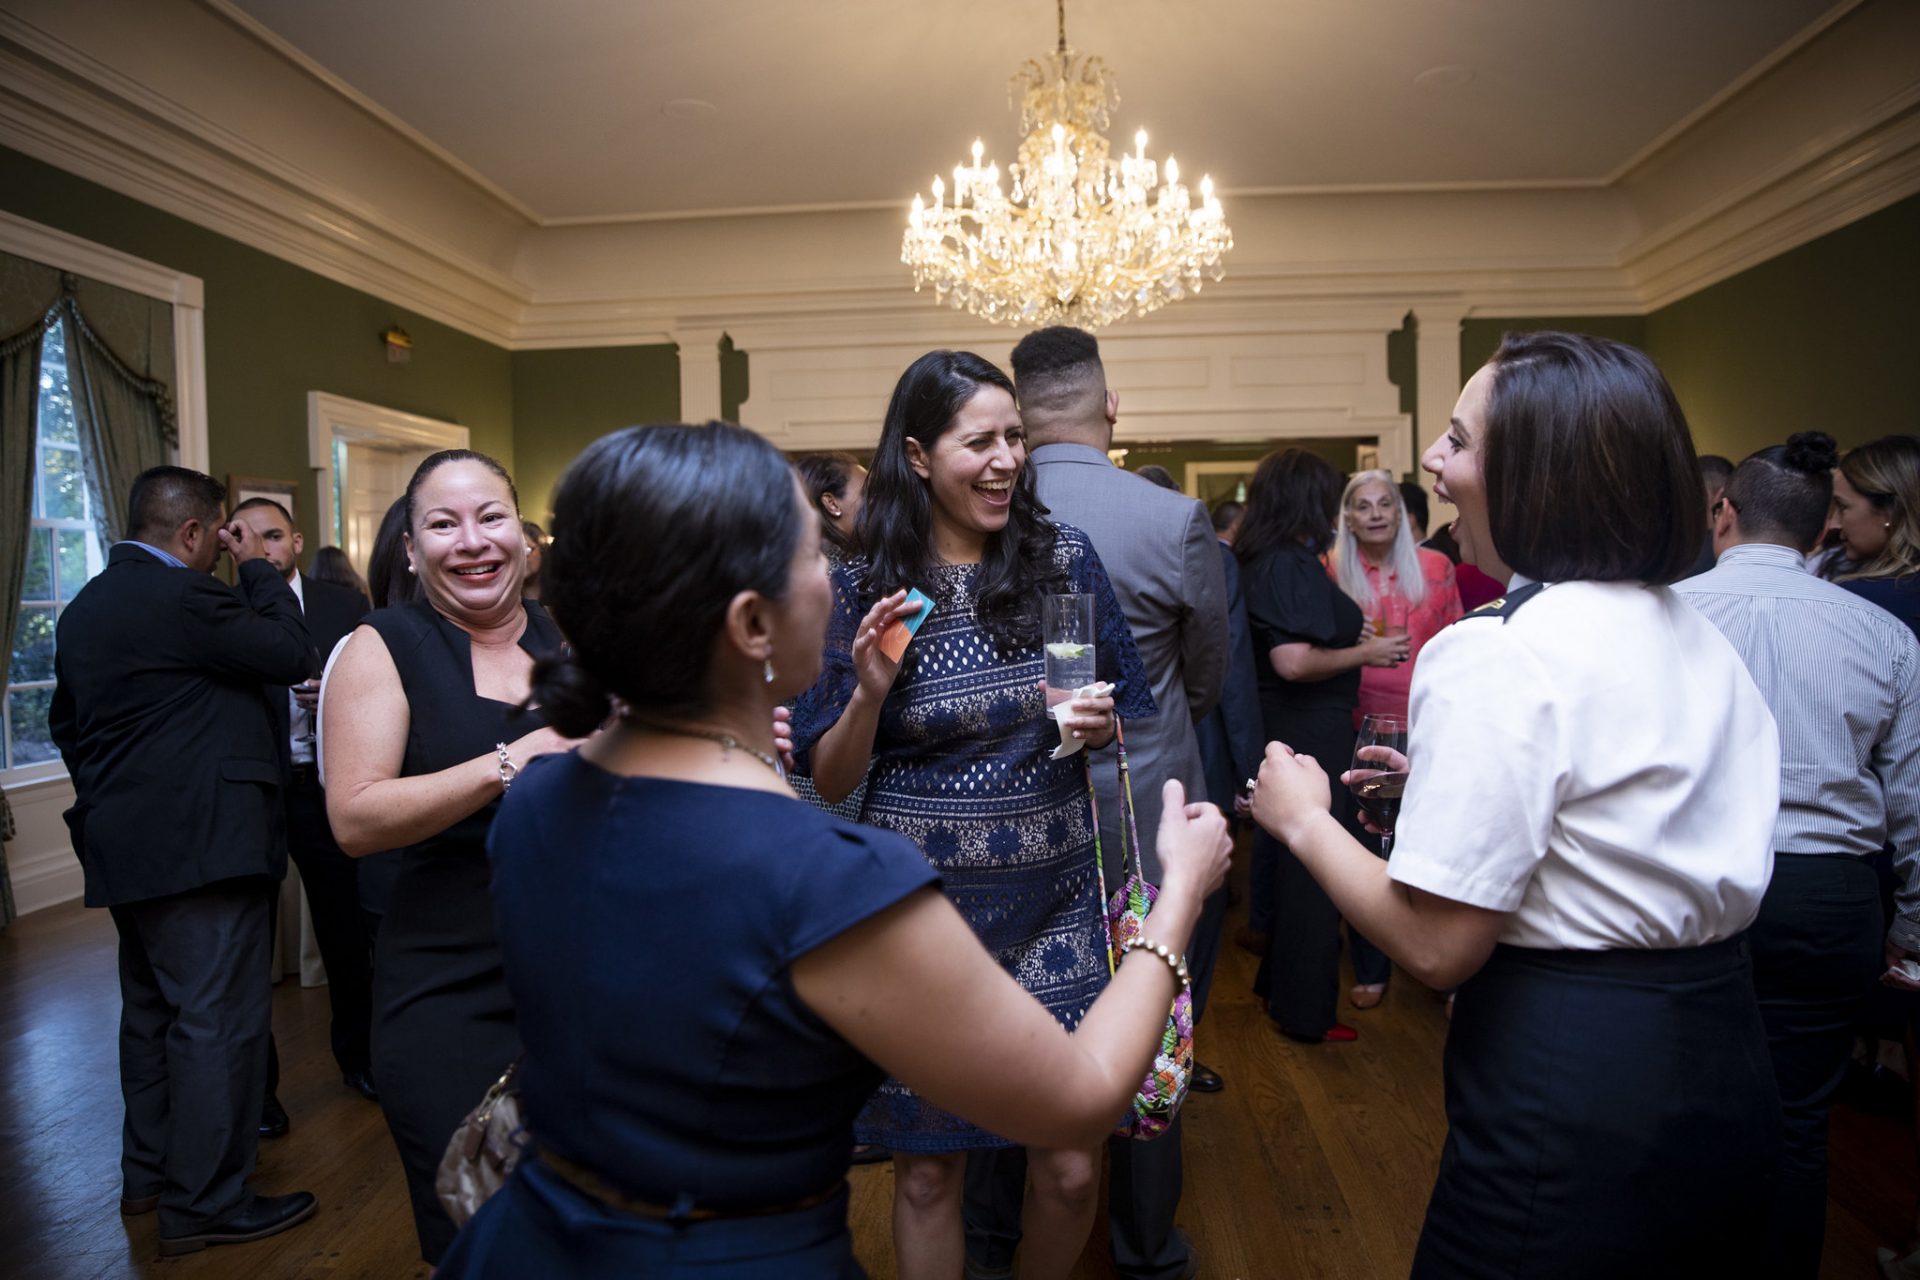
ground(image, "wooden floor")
xmin=2 ymin=857 xmax=1913 ymax=1279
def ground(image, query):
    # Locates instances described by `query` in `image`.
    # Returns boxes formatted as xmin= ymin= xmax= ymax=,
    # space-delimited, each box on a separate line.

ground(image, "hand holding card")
xmin=877 ymin=587 xmax=934 ymax=663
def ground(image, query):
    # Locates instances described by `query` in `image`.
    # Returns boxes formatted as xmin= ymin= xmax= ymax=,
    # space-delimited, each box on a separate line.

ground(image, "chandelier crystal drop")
xmin=901 ymin=0 xmax=1232 ymax=330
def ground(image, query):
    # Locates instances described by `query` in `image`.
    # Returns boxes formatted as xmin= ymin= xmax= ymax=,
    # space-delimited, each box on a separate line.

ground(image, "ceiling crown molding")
xmin=0 ymin=1 xmax=1913 ymax=349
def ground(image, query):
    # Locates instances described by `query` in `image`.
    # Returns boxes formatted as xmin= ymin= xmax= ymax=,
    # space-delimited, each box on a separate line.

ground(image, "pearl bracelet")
xmin=1121 ymin=935 xmax=1191 ymax=991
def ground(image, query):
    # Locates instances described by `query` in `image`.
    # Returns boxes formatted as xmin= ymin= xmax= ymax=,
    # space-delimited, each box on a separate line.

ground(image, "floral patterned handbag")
xmin=1085 ymin=718 xmax=1194 ymax=1141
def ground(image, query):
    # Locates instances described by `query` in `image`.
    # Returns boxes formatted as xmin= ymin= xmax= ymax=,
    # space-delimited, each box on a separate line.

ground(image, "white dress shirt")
xmin=286 ymin=571 xmax=314 ymax=765
xmin=1387 ymin=579 xmax=1781 ymax=950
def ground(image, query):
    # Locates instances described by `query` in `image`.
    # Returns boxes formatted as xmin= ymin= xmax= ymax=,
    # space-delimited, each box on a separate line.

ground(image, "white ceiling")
xmin=225 ymin=0 xmax=1841 ymax=224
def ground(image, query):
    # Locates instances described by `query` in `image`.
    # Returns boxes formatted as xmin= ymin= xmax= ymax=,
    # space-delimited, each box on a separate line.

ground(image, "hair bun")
xmin=1782 ymin=431 xmax=1839 ymax=475
xmin=529 ymin=653 xmax=611 ymax=739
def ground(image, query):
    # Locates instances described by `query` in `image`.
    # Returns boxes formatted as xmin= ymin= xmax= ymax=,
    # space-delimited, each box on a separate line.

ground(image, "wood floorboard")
xmin=3 ymin=861 xmax=1913 ymax=1279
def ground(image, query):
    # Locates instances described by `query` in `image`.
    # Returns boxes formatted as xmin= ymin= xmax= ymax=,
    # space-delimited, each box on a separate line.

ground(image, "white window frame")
xmin=0 ymin=211 xmax=207 ymax=790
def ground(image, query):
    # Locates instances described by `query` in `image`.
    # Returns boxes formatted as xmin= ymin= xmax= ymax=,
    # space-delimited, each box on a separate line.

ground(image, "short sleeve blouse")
xmin=487 ymin=754 xmax=940 ymax=1207
xmin=1386 ymin=580 xmax=1780 ymax=950
xmin=1241 ymin=543 xmax=1365 ymax=718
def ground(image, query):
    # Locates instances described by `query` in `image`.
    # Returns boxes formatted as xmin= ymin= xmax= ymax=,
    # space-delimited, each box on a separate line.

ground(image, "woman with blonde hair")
xmin=1328 ymin=470 xmax=1465 ymax=728
xmin=1825 ymin=434 xmax=1920 ymax=638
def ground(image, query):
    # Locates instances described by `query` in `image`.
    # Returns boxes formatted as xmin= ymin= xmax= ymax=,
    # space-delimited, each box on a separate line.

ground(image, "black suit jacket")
xmin=49 ymin=545 xmax=314 ymax=907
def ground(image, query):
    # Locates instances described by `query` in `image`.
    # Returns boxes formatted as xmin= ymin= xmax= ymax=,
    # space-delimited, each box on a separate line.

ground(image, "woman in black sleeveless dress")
xmin=322 ymin=450 xmax=578 ymax=1263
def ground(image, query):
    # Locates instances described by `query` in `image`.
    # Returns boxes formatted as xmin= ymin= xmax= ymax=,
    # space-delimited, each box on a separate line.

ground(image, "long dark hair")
xmin=531 ymin=423 xmax=803 ymax=736
xmin=366 ymin=497 xmax=418 ymax=610
xmin=857 ymin=350 xmax=1063 ymax=649
xmin=307 ymin=545 xmax=369 ymax=600
xmin=795 ymin=451 xmax=864 ymax=559
xmin=1234 ymin=448 xmax=1343 ymax=566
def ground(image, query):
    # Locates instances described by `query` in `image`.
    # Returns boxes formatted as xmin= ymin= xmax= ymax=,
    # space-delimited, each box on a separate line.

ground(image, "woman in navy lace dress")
xmin=791 ymin=351 xmax=1152 ymax=1280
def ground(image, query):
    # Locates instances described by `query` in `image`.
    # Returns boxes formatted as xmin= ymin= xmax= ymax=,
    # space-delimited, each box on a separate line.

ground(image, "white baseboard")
xmin=11 ymin=844 xmax=83 ymax=916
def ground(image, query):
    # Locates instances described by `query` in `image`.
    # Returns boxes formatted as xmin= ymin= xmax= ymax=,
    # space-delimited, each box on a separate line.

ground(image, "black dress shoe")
xmin=342 ymin=1069 xmax=379 ymax=1103
xmin=158 ymin=1191 xmax=318 ymax=1256
xmin=1189 ymin=1060 xmax=1224 ymax=1093
xmin=258 ymin=1095 xmax=290 ymax=1139
xmin=120 ymin=1193 xmax=161 ymax=1216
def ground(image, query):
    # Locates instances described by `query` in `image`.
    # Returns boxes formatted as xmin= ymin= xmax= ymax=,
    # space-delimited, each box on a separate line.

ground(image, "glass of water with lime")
xmin=1043 ymin=593 xmax=1096 ymax=718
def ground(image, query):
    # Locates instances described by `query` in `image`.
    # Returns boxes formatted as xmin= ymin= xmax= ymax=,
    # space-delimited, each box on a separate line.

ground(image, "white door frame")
xmin=306 ymin=392 xmax=469 ymax=554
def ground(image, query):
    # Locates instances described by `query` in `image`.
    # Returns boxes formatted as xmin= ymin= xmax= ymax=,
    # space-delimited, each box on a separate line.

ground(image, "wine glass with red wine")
xmin=1349 ymin=713 xmax=1410 ymax=856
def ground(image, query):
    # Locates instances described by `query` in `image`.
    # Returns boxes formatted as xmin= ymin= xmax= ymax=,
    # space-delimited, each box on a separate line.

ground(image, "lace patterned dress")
xmin=790 ymin=524 xmax=1154 ymax=1152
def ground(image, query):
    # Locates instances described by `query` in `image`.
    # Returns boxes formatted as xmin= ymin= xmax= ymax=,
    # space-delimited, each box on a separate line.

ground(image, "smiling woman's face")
xmin=405 ymin=460 xmax=526 ymax=622
xmin=908 ymin=383 xmax=1026 ymax=561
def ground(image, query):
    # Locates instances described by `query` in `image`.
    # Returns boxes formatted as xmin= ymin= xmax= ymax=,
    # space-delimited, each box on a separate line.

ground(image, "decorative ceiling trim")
xmin=0 ymin=4 xmax=1911 ymax=349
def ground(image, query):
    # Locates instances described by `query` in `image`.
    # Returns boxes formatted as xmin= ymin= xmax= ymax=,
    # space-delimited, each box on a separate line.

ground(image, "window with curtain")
xmin=4 ymin=317 xmax=105 ymax=770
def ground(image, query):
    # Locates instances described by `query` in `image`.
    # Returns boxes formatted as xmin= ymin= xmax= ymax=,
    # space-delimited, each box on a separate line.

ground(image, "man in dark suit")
xmin=965 ymin=327 xmax=1229 ymax=1280
xmin=49 ymin=466 xmax=318 ymax=1256
xmin=231 ymin=498 xmax=377 ymax=1112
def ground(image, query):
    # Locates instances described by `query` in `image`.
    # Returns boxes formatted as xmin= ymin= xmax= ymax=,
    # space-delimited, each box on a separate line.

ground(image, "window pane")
xmin=37 ymin=318 xmax=76 ymax=446
xmin=10 ymin=605 xmax=56 ymax=683
xmin=5 ymin=687 xmax=60 ymax=767
xmin=57 ymin=528 xmax=98 ymax=602
xmin=40 ymin=444 xmax=87 ymax=520
xmin=21 ymin=527 xmax=52 ymax=600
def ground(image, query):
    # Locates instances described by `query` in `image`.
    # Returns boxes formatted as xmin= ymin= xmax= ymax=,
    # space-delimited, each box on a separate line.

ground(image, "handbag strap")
xmin=1084 ymin=717 xmax=1144 ymax=977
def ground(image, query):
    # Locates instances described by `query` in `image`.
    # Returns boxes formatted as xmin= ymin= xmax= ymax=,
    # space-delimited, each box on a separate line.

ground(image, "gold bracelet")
xmin=1121 ymin=935 xmax=1191 ymax=991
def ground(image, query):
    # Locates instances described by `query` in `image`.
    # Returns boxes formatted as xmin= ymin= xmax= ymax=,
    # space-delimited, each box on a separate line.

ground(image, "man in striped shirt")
xmin=1677 ymin=431 xmax=1920 ymax=1279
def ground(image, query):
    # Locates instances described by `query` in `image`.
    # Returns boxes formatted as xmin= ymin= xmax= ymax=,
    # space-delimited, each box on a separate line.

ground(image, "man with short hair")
xmin=965 ymin=325 xmax=1229 ymax=1280
xmin=1676 ymin=434 xmax=1920 ymax=1278
xmin=230 ymin=498 xmax=376 ymax=1108
xmin=50 ymin=466 xmax=318 ymax=1256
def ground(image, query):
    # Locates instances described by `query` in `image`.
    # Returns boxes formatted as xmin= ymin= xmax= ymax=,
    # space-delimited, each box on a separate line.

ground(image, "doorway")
xmin=306 ymin=393 xmax=468 ymax=577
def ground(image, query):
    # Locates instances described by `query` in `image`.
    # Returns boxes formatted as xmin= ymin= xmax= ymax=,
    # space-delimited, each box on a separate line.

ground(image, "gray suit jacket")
xmin=1031 ymin=442 xmax=1230 ymax=884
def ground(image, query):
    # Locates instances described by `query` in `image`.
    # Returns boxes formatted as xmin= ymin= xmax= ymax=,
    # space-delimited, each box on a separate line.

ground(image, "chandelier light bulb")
xmin=1135 ymin=129 xmax=1147 ymax=158
xmin=1164 ymin=156 xmax=1179 ymax=184
xmin=973 ymin=138 xmax=985 ymax=165
xmin=1200 ymin=175 xmax=1213 ymax=197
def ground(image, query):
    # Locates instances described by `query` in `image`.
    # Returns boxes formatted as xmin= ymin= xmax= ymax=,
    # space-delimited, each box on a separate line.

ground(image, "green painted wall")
xmin=509 ymin=345 xmax=680 ymax=525
xmin=0 ymin=145 xmax=514 ymax=555
xmin=1645 ymin=193 xmax=1920 ymax=459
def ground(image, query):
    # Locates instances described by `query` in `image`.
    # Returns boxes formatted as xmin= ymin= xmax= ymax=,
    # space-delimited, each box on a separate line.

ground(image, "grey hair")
xmin=1331 ymin=470 xmax=1427 ymax=610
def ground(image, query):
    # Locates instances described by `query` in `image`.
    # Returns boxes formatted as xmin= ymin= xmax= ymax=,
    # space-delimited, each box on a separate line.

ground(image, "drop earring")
xmin=407 ymin=561 xmax=417 ymax=575
xmin=764 ymin=658 xmax=775 ymax=684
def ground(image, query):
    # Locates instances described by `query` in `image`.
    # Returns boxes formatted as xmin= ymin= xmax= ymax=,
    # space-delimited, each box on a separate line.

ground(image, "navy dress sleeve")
xmin=789 ymin=558 xmax=867 ymax=761
xmin=1062 ymin=526 xmax=1157 ymax=721
xmin=781 ymin=822 xmax=941 ymax=962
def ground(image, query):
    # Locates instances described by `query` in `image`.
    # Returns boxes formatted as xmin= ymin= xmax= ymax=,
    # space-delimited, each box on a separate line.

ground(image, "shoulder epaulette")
xmin=1452 ymin=580 xmax=1547 ymax=625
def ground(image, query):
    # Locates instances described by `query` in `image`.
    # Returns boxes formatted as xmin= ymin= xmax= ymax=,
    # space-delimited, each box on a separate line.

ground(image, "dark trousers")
xmin=964 ymin=889 xmax=1226 ymax=1279
xmin=108 ymin=877 xmax=273 ymax=1236
xmin=285 ymin=768 xmax=374 ymax=1074
xmin=1749 ymin=853 xmax=1883 ymax=1279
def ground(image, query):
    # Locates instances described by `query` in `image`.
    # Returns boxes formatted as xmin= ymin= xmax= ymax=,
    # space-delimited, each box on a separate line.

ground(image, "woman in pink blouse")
xmin=1328 ymin=471 xmax=1465 ymax=728
xmin=1326 ymin=471 xmax=1464 ymax=1009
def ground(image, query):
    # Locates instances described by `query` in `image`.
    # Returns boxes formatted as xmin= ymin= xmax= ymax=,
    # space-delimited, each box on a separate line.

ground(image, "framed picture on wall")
xmin=1355 ymin=444 xmax=1382 ymax=472
xmin=227 ymin=474 xmax=297 ymax=518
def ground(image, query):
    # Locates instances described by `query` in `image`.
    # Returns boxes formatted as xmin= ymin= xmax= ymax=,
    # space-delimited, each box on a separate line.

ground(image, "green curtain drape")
xmin=0 ymin=305 xmax=52 ymax=933
xmin=57 ymin=278 xmax=176 ymax=547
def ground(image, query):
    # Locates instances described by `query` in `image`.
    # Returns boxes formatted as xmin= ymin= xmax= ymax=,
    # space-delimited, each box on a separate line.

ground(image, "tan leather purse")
xmin=435 ymin=1060 xmax=524 ymax=1228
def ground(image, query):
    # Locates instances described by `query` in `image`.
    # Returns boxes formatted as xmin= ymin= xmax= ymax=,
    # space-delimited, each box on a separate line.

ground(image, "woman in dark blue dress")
xmin=435 ymin=422 xmax=1229 ymax=1279
xmin=790 ymin=353 xmax=1152 ymax=1279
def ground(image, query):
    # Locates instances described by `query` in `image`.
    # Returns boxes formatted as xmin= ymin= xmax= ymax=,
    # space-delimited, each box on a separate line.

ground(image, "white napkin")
xmin=1048 ymin=681 xmax=1115 ymax=760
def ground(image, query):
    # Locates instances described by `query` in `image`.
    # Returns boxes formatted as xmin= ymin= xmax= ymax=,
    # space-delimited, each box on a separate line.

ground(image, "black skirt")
xmin=1413 ymin=937 xmax=1781 ymax=1279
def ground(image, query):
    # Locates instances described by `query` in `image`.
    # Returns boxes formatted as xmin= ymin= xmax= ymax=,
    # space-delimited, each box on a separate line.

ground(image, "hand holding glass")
xmin=1347 ymin=713 xmax=1409 ymax=856
xmin=1043 ymin=593 xmax=1096 ymax=718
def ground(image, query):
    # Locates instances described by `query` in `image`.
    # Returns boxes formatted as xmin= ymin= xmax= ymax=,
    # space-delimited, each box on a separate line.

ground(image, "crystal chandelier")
xmin=902 ymin=0 xmax=1232 ymax=330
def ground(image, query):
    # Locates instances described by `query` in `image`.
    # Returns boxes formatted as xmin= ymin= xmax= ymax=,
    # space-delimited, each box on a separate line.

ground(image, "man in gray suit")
xmin=964 ymin=326 xmax=1229 ymax=1280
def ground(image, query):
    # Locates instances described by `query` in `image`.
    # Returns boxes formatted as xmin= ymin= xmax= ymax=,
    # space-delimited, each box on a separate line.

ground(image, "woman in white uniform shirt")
xmin=1253 ymin=331 xmax=1783 ymax=1278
